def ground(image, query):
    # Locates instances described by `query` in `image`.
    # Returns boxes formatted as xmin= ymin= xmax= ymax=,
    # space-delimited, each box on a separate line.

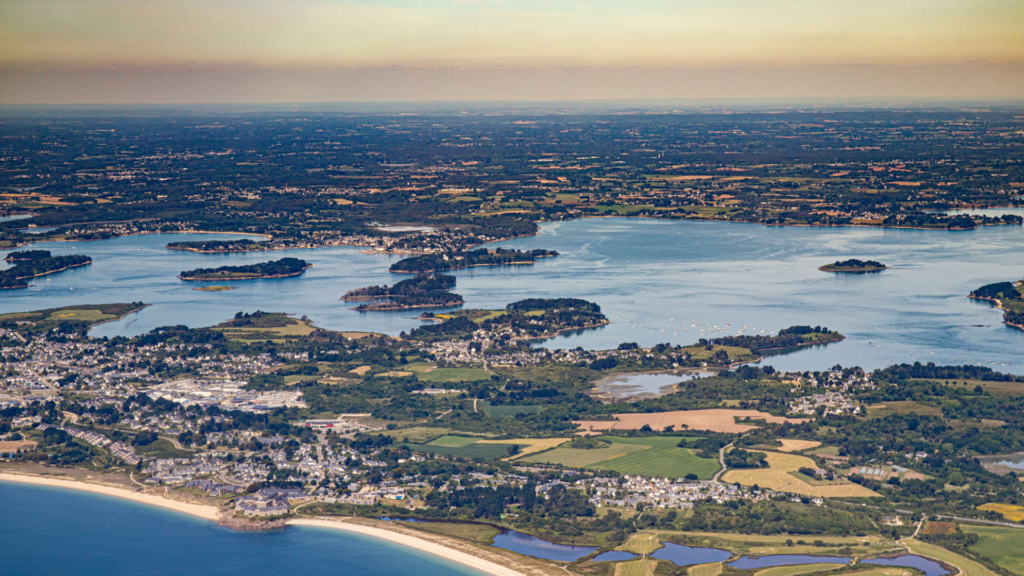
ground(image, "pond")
xmin=728 ymin=555 xmax=852 ymax=569
xmin=862 ymin=555 xmax=950 ymax=576
xmin=591 ymin=371 xmax=710 ymax=401
xmin=491 ymin=530 xmax=598 ymax=562
xmin=650 ymin=543 xmax=732 ymax=566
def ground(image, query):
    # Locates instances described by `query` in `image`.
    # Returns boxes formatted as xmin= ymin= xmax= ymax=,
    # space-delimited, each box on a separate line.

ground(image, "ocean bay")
xmin=1 ymin=217 xmax=1022 ymax=373
xmin=0 ymin=480 xmax=485 ymax=576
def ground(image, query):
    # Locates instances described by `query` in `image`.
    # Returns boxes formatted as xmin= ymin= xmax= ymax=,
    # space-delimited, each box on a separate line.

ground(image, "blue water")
xmin=863 ymin=555 xmax=950 ymax=576
xmin=491 ymin=530 xmax=597 ymax=561
xmin=0 ymin=480 xmax=485 ymax=576
xmin=2 ymin=217 xmax=1024 ymax=372
xmin=650 ymin=543 xmax=732 ymax=566
xmin=729 ymin=555 xmax=852 ymax=569
xmin=592 ymin=551 xmax=638 ymax=562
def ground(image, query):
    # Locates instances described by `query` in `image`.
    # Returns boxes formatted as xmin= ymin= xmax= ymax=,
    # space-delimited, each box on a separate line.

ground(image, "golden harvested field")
xmin=978 ymin=503 xmax=1024 ymax=522
xmin=720 ymin=452 xmax=878 ymax=498
xmin=476 ymin=437 xmax=570 ymax=461
xmin=777 ymin=439 xmax=821 ymax=453
xmin=921 ymin=522 xmax=956 ymax=535
xmin=575 ymin=409 xmax=808 ymax=434
xmin=615 ymin=559 xmax=657 ymax=576
xmin=348 ymin=365 xmax=372 ymax=375
xmin=754 ymin=564 xmax=845 ymax=576
xmin=0 ymin=440 xmax=36 ymax=452
xmin=618 ymin=532 xmax=663 ymax=554
xmin=689 ymin=563 xmax=724 ymax=576
xmin=376 ymin=371 xmax=413 ymax=377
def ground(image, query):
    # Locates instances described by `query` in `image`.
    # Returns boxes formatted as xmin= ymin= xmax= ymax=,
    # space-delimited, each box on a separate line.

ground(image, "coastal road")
xmin=711 ymin=443 xmax=732 ymax=484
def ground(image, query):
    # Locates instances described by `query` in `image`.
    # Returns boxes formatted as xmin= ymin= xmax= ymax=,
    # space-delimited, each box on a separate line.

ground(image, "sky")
xmin=1 ymin=0 xmax=1023 ymax=103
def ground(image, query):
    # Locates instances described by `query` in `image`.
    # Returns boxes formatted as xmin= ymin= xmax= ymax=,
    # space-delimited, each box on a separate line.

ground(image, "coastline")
xmin=290 ymin=517 xmax=531 ymax=576
xmin=0 ymin=471 xmax=533 ymax=576
xmin=0 ymin=471 xmax=220 ymax=521
xmin=968 ymin=295 xmax=1024 ymax=332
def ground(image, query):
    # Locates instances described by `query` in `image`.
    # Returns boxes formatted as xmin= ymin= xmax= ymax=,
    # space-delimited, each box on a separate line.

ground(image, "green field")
xmin=754 ymin=564 xmax=845 ymax=576
xmin=480 ymin=403 xmax=543 ymax=418
xmin=866 ymin=401 xmax=943 ymax=419
xmin=964 ymin=525 xmax=1024 ymax=575
xmin=377 ymin=427 xmax=449 ymax=443
xmin=523 ymin=436 xmax=720 ymax=480
xmin=428 ymin=435 xmax=481 ymax=448
xmin=401 ymin=440 xmax=519 ymax=460
xmin=133 ymin=438 xmax=190 ymax=459
xmin=416 ymin=368 xmax=492 ymax=382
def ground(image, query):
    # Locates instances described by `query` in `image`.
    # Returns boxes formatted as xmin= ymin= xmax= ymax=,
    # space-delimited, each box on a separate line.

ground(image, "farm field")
xmin=574 ymin=409 xmax=808 ymax=434
xmin=614 ymin=558 xmax=657 ymax=576
xmin=377 ymin=427 xmax=450 ymax=443
xmin=865 ymin=401 xmax=943 ymax=419
xmin=753 ymin=563 xmax=846 ymax=576
xmin=522 ymin=436 xmax=720 ymax=480
xmin=428 ymin=435 xmax=481 ymax=448
xmin=688 ymin=563 xmax=724 ymax=576
xmin=977 ymin=503 xmax=1024 ymax=522
xmin=407 ymin=363 xmax=492 ymax=382
xmin=963 ymin=525 xmax=1024 ymax=575
xmin=901 ymin=539 xmax=999 ymax=576
xmin=401 ymin=436 xmax=521 ymax=460
xmin=777 ymin=439 xmax=822 ymax=453
xmin=476 ymin=437 xmax=571 ymax=460
xmin=721 ymin=452 xmax=878 ymax=498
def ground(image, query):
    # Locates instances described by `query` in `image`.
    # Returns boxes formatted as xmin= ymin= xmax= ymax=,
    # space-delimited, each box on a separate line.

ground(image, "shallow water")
xmin=592 ymin=371 xmax=707 ymax=400
xmin=862 ymin=555 xmax=950 ymax=576
xmin=2 ymin=217 xmax=1023 ymax=372
xmin=650 ymin=543 xmax=732 ymax=566
xmin=491 ymin=530 xmax=597 ymax=561
xmin=592 ymin=551 xmax=638 ymax=562
xmin=0 ymin=480 xmax=484 ymax=576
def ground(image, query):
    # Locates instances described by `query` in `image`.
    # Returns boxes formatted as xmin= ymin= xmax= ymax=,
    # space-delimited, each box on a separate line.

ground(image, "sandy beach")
xmin=0 ymin=471 xmax=532 ymax=576
xmin=0 ymin=472 xmax=220 ymax=521
xmin=290 ymin=518 xmax=530 ymax=576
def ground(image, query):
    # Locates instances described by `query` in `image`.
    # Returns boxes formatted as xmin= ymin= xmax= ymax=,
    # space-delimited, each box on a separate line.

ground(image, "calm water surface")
xmin=650 ymin=543 xmax=732 ymax=566
xmin=2 ymin=218 xmax=1023 ymax=372
xmin=0 ymin=481 xmax=484 ymax=576
xmin=592 ymin=551 xmax=638 ymax=562
xmin=490 ymin=530 xmax=597 ymax=561
xmin=862 ymin=555 xmax=950 ymax=576
xmin=592 ymin=372 xmax=707 ymax=400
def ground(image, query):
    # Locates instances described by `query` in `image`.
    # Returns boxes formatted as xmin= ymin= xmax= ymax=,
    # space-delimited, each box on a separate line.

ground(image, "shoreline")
xmin=968 ymin=295 xmax=1024 ymax=332
xmin=0 ymin=471 xmax=220 ymax=521
xmin=0 ymin=471 xmax=530 ymax=576
xmin=290 ymin=517 xmax=530 ymax=576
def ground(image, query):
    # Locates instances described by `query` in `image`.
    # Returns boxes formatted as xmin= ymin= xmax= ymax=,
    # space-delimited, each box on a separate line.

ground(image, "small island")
xmin=343 ymin=272 xmax=464 ymax=311
xmin=0 ymin=253 xmax=92 ymax=289
xmin=819 ymin=259 xmax=887 ymax=273
xmin=179 ymin=257 xmax=311 ymax=281
xmin=5 ymin=249 xmax=51 ymax=262
xmin=194 ymin=285 xmax=236 ymax=292
xmin=167 ymin=239 xmax=272 ymax=253
xmin=389 ymin=247 xmax=558 ymax=274
xmin=970 ymin=281 xmax=1024 ymax=330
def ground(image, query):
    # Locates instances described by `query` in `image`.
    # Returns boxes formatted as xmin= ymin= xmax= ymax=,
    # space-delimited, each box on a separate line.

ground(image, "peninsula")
xmin=4 ymin=249 xmax=51 ymax=262
xmin=178 ymin=257 xmax=310 ymax=281
xmin=389 ymin=248 xmax=557 ymax=274
xmin=819 ymin=259 xmax=888 ymax=273
xmin=343 ymin=272 xmax=464 ymax=311
xmin=0 ymin=253 xmax=92 ymax=289
xmin=970 ymin=281 xmax=1024 ymax=330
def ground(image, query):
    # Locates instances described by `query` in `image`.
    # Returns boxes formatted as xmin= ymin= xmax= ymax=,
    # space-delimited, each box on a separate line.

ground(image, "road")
xmin=710 ymin=443 xmax=733 ymax=484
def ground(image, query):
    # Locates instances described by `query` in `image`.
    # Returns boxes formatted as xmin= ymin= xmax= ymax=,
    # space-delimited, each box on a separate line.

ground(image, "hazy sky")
xmin=2 ymin=0 xmax=1023 ymax=103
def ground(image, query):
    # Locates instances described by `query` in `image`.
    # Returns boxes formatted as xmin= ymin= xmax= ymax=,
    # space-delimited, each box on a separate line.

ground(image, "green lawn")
xmin=134 ymin=438 xmax=190 ymax=459
xmin=524 ymin=436 xmax=720 ymax=480
xmin=964 ymin=525 xmax=1024 ymax=575
xmin=402 ymin=441 xmax=518 ymax=460
xmin=416 ymin=368 xmax=492 ymax=383
xmin=428 ymin=435 xmax=481 ymax=448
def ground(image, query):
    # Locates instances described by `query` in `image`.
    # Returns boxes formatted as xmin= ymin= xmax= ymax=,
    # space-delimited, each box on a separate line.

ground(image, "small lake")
xmin=491 ymin=530 xmax=597 ymax=562
xmin=987 ymin=453 xmax=1024 ymax=470
xmin=862 ymin=555 xmax=950 ymax=576
xmin=592 ymin=551 xmax=638 ymax=562
xmin=592 ymin=371 xmax=709 ymax=401
xmin=650 ymin=543 xmax=732 ymax=566
xmin=728 ymin=555 xmax=852 ymax=569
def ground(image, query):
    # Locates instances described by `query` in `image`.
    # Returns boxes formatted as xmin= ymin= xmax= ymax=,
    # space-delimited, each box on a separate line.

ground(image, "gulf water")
xmin=0 ymin=480 xmax=484 ymax=576
xmin=1 ymin=217 xmax=1023 ymax=373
